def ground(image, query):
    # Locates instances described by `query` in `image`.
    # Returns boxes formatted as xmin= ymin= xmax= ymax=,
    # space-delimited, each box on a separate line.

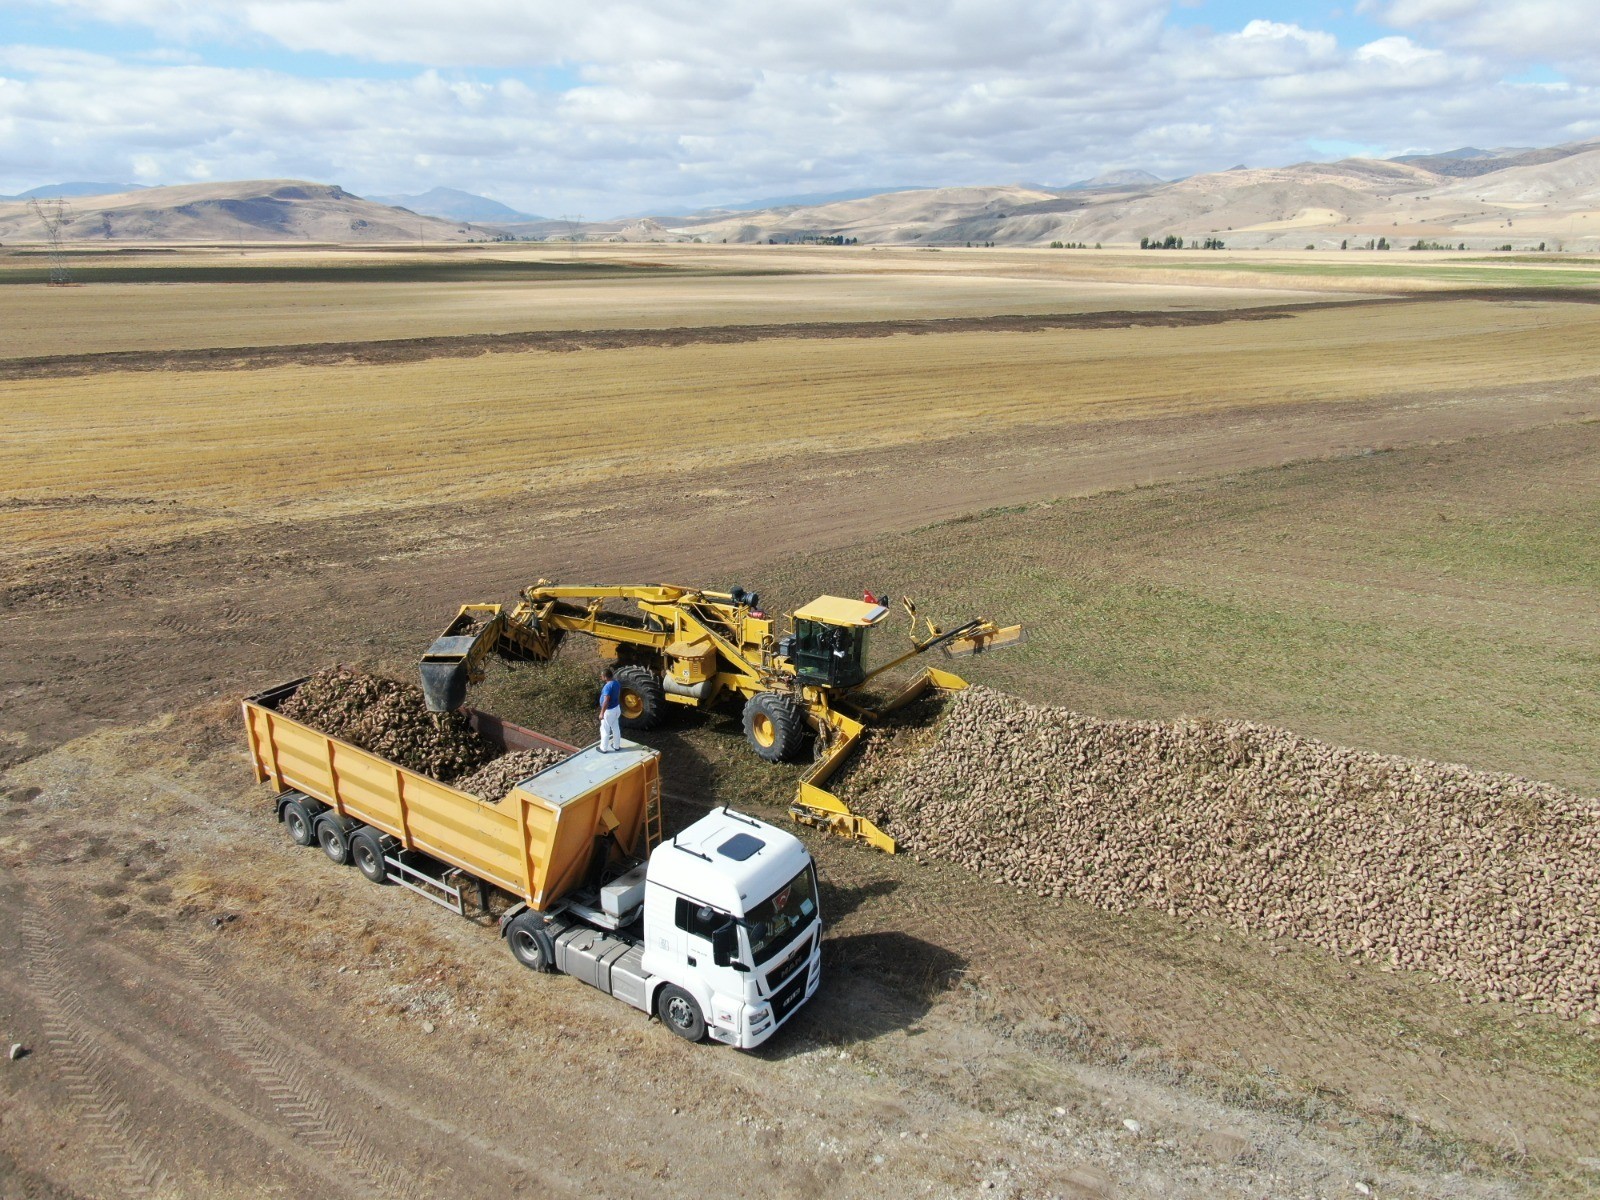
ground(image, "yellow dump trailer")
xmin=242 ymin=677 xmax=822 ymax=1048
xmin=242 ymin=677 xmax=661 ymax=913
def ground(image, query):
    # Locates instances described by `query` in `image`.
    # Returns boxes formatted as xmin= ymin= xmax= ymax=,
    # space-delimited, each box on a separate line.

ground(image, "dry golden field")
xmin=0 ymin=264 xmax=1333 ymax=358
xmin=5 ymin=292 xmax=1598 ymax=566
xmin=18 ymin=239 xmax=1600 ymax=359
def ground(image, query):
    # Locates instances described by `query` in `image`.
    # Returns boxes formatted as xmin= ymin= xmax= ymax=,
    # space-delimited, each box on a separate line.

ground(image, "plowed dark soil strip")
xmin=12 ymin=289 xmax=1591 ymax=381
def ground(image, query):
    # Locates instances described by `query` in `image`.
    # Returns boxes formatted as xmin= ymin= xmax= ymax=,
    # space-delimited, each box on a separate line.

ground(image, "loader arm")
xmin=420 ymin=603 xmax=563 ymax=712
xmin=856 ymin=615 xmax=1026 ymax=687
xmin=420 ymin=583 xmax=765 ymax=712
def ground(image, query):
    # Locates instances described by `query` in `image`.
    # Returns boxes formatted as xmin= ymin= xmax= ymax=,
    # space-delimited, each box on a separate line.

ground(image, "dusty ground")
xmin=3 ymin=252 xmax=1599 ymax=1197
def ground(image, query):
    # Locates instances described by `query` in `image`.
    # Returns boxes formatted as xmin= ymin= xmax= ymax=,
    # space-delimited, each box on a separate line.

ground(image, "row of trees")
xmin=1139 ymin=235 xmax=1226 ymax=250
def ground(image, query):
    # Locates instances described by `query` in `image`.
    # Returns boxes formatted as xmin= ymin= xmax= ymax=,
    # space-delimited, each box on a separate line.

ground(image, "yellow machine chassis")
xmin=420 ymin=583 xmax=1019 ymax=854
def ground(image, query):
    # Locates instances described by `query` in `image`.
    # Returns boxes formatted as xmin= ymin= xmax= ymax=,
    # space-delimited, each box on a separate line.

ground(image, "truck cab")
xmin=640 ymin=809 xmax=822 ymax=1048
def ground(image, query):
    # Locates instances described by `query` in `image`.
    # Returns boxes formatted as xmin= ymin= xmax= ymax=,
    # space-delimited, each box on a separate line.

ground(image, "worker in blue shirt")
xmin=598 ymin=667 xmax=623 ymax=752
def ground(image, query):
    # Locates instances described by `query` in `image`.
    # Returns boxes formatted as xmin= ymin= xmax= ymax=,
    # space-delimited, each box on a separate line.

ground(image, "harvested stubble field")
xmin=758 ymin=420 xmax=1600 ymax=796
xmin=0 ymin=259 xmax=1323 ymax=359
xmin=4 ymin=245 xmax=1600 ymax=1198
xmin=6 ymin=294 xmax=1600 ymax=566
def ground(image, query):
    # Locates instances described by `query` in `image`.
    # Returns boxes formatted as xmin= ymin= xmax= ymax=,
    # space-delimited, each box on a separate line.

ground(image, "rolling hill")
xmin=633 ymin=139 xmax=1600 ymax=249
xmin=0 ymin=180 xmax=480 ymax=244
xmin=4 ymin=137 xmax=1599 ymax=249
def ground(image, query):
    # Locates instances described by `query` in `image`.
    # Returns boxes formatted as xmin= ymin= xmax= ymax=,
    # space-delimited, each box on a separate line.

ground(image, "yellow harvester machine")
xmin=419 ymin=582 xmax=1023 ymax=852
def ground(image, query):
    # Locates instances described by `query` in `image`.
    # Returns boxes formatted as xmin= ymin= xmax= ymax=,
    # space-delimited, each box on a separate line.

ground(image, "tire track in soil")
xmin=21 ymin=878 xmax=438 ymax=1200
xmin=20 ymin=902 xmax=174 ymax=1199
xmin=24 ymin=831 xmax=436 ymax=1200
xmin=120 ymin=936 xmax=583 ymax=1193
xmin=159 ymin=939 xmax=433 ymax=1200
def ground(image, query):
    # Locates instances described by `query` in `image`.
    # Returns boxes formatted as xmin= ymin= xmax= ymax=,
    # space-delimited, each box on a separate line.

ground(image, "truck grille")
xmin=770 ymin=968 xmax=809 ymax=1022
xmin=764 ymin=932 xmax=813 ymax=992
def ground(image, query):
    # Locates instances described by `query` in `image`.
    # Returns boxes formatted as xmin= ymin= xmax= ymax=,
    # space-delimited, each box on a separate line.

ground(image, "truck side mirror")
xmin=711 ymin=921 xmax=741 ymax=969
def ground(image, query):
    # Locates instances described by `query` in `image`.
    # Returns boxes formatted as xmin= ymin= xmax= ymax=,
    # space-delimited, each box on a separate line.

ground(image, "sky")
xmin=0 ymin=0 xmax=1596 ymax=216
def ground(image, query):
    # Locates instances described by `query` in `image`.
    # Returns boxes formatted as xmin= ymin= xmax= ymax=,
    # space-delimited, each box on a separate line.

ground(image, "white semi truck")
xmin=243 ymin=677 xmax=822 ymax=1049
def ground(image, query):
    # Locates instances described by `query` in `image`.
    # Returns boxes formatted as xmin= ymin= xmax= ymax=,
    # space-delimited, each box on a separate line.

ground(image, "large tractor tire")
xmin=743 ymin=692 xmax=804 ymax=762
xmin=614 ymin=664 xmax=666 ymax=731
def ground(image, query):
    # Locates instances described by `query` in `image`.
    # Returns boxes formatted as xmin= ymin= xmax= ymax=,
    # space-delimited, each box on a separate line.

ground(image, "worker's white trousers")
xmin=599 ymin=707 xmax=622 ymax=751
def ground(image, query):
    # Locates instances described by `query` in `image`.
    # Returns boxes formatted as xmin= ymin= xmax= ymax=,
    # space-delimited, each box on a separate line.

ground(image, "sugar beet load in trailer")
xmin=243 ymin=678 xmax=822 ymax=1048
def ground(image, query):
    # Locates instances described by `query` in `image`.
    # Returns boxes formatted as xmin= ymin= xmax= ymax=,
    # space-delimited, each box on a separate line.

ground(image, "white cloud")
xmin=1362 ymin=0 xmax=1600 ymax=76
xmin=1 ymin=1 xmax=1596 ymax=211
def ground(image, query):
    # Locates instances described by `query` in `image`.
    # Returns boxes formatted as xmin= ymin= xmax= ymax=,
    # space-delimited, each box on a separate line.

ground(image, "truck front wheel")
xmin=656 ymin=985 xmax=707 ymax=1042
xmin=504 ymin=911 xmax=554 ymax=971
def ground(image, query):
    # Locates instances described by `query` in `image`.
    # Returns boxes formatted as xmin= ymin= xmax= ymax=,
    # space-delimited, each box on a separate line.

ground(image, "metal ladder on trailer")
xmin=641 ymin=774 xmax=663 ymax=853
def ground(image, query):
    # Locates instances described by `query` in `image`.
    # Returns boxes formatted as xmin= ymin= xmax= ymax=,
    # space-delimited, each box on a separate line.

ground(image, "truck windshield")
xmin=744 ymin=864 xmax=819 ymax=965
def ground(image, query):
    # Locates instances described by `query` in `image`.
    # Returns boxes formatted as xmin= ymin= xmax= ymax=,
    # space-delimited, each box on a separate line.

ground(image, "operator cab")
xmin=781 ymin=596 xmax=890 ymax=689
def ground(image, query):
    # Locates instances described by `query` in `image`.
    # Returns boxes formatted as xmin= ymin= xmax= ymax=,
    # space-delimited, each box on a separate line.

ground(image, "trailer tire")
xmin=349 ymin=828 xmax=390 ymax=884
xmin=615 ymin=664 xmax=665 ymax=731
xmin=656 ymin=985 xmax=707 ymax=1042
xmin=504 ymin=911 xmax=554 ymax=972
xmin=315 ymin=815 xmax=353 ymax=866
xmin=281 ymin=797 xmax=317 ymax=847
xmin=743 ymin=692 xmax=803 ymax=762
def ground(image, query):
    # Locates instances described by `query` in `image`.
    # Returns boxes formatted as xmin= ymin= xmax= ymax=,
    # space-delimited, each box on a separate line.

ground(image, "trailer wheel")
xmin=615 ymin=664 xmax=665 ymax=731
xmin=349 ymin=829 xmax=390 ymax=885
xmin=742 ymin=692 xmax=803 ymax=762
xmin=656 ymin=985 xmax=706 ymax=1042
xmin=315 ymin=816 xmax=353 ymax=866
xmin=281 ymin=798 xmax=317 ymax=847
xmin=504 ymin=911 xmax=554 ymax=971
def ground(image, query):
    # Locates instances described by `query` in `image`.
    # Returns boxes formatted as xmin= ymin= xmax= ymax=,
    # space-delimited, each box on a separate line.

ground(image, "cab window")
xmin=675 ymin=896 xmax=726 ymax=939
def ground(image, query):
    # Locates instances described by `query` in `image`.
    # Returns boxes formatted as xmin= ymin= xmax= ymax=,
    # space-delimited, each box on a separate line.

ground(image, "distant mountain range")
xmin=1388 ymin=144 xmax=1578 ymax=178
xmin=617 ymin=139 xmax=1600 ymax=249
xmin=1063 ymin=169 xmax=1168 ymax=190
xmin=0 ymin=181 xmax=144 ymax=201
xmin=367 ymin=185 xmax=543 ymax=223
xmin=4 ymin=140 xmax=1597 ymax=248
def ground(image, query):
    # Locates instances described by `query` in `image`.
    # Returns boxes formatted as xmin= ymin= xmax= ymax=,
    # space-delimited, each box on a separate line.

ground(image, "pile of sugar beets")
xmin=279 ymin=667 xmax=563 ymax=802
xmin=845 ymin=686 xmax=1600 ymax=1020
